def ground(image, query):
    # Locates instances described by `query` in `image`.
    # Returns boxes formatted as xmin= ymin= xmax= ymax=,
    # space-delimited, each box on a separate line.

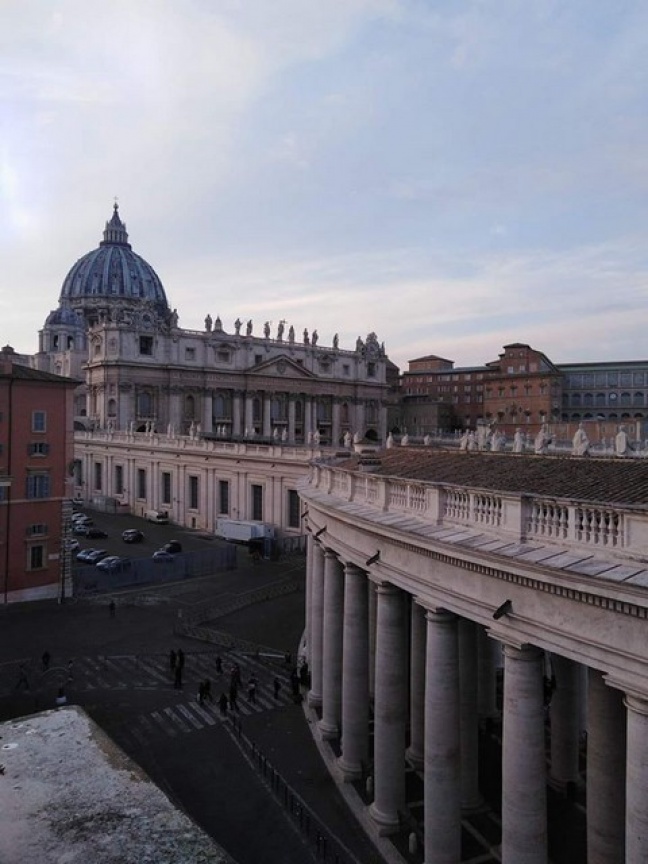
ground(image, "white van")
xmin=145 ymin=510 xmax=169 ymax=524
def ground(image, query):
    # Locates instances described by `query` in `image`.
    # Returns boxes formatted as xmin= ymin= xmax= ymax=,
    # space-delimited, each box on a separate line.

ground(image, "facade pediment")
xmin=248 ymin=355 xmax=317 ymax=380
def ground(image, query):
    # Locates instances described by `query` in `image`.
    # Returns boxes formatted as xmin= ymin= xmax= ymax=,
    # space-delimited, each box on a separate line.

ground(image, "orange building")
xmin=0 ymin=349 xmax=78 ymax=603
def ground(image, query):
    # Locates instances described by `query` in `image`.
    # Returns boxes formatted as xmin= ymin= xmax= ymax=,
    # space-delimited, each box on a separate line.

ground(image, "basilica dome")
xmin=58 ymin=204 xmax=169 ymax=314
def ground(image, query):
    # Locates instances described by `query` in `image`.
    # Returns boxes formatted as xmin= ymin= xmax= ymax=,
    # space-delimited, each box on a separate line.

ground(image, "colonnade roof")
xmin=335 ymin=449 xmax=648 ymax=507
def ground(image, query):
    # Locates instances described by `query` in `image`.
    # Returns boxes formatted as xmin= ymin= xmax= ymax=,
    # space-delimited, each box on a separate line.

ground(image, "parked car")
xmin=96 ymin=556 xmax=131 ymax=572
xmin=163 ymin=540 xmax=183 ymax=554
xmin=122 ymin=529 xmax=145 ymax=544
xmin=85 ymin=528 xmax=108 ymax=539
xmin=70 ymin=496 xmax=84 ymax=508
xmin=66 ymin=539 xmax=80 ymax=553
xmin=85 ymin=549 xmax=109 ymax=564
xmin=76 ymin=548 xmax=99 ymax=562
xmin=152 ymin=549 xmax=174 ymax=563
xmin=74 ymin=523 xmax=91 ymax=535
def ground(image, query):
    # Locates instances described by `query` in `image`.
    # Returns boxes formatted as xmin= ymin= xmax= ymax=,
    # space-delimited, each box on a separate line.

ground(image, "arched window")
xmin=253 ymin=397 xmax=261 ymax=422
xmin=595 ymin=393 xmax=605 ymax=407
xmin=583 ymin=393 xmax=593 ymax=407
xmin=185 ymin=394 xmax=195 ymax=419
xmin=295 ymin=400 xmax=303 ymax=422
xmin=633 ymin=392 xmax=644 ymax=406
xmin=620 ymin=392 xmax=631 ymax=407
xmin=107 ymin=398 xmax=117 ymax=417
xmin=571 ymin=393 xmax=581 ymax=407
xmin=341 ymin=402 xmax=349 ymax=425
xmin=214 ymin=394 xmax=230 ymax=418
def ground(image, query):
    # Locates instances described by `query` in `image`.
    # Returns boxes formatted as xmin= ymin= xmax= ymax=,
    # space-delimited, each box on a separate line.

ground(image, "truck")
xmin=145 ymin=509 xmax=169 ymax=524
xmin=215 ymin=518 xmax=275 ymax=544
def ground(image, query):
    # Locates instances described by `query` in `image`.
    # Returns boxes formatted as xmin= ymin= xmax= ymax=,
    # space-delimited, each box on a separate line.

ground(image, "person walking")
xmin=197 ymin=681 xmax=206 ymax=705
xmin=215 ymin=656 xmax=223 ymax=674
xmin=109 ymin=600 xmax=116 ymax=618
xmin=169 ymin=649 xmax=177 ymax=676
xmin=218 ymin=692 xmax=229 ymax=717
xmin=177 ymin=648 xmax=185 ymax=672
xmin=42 ymin=651 xmax=51 ymax=671
xmin=247 ymin=675 xmax=257 ymax=704
xmin=203 ymin=679 xmax=213 ymax=703
xmin=273 ymin=677 xmax=281 ymax=699
xmin=229 ymin=683 xmax=238 ymax=712
xmin=174 ymin=664 xmax=183 ymax=690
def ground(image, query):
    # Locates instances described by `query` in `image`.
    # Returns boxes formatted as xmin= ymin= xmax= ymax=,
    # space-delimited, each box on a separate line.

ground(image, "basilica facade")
xmin=35 ymin=204 xmax=391 ymax=538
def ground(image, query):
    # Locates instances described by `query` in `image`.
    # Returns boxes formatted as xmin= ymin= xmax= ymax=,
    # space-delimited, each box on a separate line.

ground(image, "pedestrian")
xmin=42 ymin=651 xmax=51 ymax=671
xmin=55 ymin=686 xmax=67 ymax=706
xmin=66 ymin=660 xmax=74 ymax=682
xmin=273 ymin=677 xmax=281 ymax=699
xmin=215 ymin=656 xmax=223 ymax=674
xmin=230 ymin=663 xmax=241 ymax=688
xmin=247 ymin=675 xmax=257 ymax=703
xmin=174 ymin=665 xmax=183 ymax=690
xmin=229 ymin=683 xmax=238 ymax=711
xmin=177 ymin=648 xmax=185 ymax=670
xmin=109 ymin=600 xmax=116 ymax=618
xmin=197 ymin=681 xmax=205 ymax=705
xmin=218 ymin=692 xmax=228 ymax=716
xmin=299 ymin=660 xmax=309 ymax=688
xmin=290 ymin=667 xmax=300 ymax=698
xmin=15 ymin=664 xmax=30 ymax=692
xmin=169 ymin=649 xmax=177 ymax=674
xmin=203 ymin=679 xmax=213 ymax=703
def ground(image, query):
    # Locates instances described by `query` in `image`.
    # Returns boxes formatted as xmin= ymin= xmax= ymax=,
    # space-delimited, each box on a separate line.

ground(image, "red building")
xmin=0 ymin=349 xmax=78 ymax=603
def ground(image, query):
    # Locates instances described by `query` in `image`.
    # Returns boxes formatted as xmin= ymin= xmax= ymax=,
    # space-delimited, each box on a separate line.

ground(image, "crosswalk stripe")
xmin=164 ymin=706 xmax=191 ymax=733
xmin=189 ymin=702 xmax=218 ymax=726
xmin=151 ymin=710 xmax=177 ymax=737
xmin=177 ymin=703 xmax=204 ymax=730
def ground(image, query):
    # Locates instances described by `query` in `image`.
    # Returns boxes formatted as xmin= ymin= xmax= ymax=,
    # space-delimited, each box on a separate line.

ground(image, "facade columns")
xmin=263 ymin=393 xmax=272 ymax=438
xmin=332 ymin=399 xmax=341 ymax=446
xmin=424 ymin=609 xmax=461 ymax=864
xmin=459 ymin=618 xmax=482 ymax=810
xmin=319 ymin=550 xmax=344 ymax=740
xmin=232 ymin=390 xmax=242 ymax=437
xmin=339 ymin=563 xmax=370 ymax=780
xmin=501 ymin=642 xmax=547 ymax=864
xmin=288 ymin=396 xmax=296 ymax=444
xmin=202 ymin=391 xmax=213 ymax=436
xmin=625 ymin=693 xmax=648 ymax=864
xmin=478 ymin=630 xmax=499 ymax=718
xmin=407 ymin=599 xmax=426 ymax=770
xmin=549 ymin=654 xmax=581 ymax=788
xmin=370 ymin=583 xmax=408 ymax=834
xmin=587 ymin=669 xmax=625 ymax=864
xmin=304 ymin=396 xmax=312 ymax=442
xmin=244 ymin=392 xmax=254 ymax=435
xmin=308 ymin=542 xmax=325 ymax=708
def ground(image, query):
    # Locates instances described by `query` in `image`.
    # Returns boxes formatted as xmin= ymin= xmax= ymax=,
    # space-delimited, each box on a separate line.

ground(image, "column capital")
xmin=323 ymin=547 xmax=338 ymax=561
xmin=374 ymin=581 xmax=400 ymax=597
xmin=625 ymin=693 xmax=648 ymax=716
xmin=425 ymin=608 xmax=455 ymax=623
xmin=502 ymin=642 xmax=544 ymax=662
xmin=343 ymin=562 xmax=365 ymax=578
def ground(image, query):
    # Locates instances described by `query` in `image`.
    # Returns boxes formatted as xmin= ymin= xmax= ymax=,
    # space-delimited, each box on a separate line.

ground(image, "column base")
xmin=406 ymin=746 xmax=424 ymax=772
xmin=369 ymin=802 xmax=401 ymax=836
xmin=338 ymin=755 xmax=364 ymax=782
xmin=319 ymin=719 xmax=339 ymax=741
xmin=308 ymin=691 xmax=322 ymax=709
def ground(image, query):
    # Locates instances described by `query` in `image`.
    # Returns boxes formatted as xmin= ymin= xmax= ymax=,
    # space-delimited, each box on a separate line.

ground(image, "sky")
xmin=2 ymin=1 xmax=648 ymax=373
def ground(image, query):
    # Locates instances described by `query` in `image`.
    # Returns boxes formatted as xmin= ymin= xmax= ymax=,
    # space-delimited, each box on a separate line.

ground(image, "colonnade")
xmin=305 ymin=537 xmax=648 ymax=864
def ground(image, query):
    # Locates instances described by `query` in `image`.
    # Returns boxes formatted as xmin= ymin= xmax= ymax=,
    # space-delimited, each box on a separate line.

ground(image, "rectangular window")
xmin=162 ymin=472 xmax=172 ymax=506
xmin=29 ymin=442 xmax=50 ymax=456
xmin=139 ymin=336 xmax=153 ymax=355
xmin=137 ymin=468 xmax=146 ymax=499
xmin=218 ymin=480 xmax=229 ymax=515
xmin=251 ymin=484 xmax=263 ymax=521
xmin=188 ymin=475 xmax=199 ymax=510
xmin=94 ymin=462 xmax=103 ymax=492
xmin=287 ymin=490 xmax=300 ymax=529
xmin=32 ymin=411 xmax=46 ymax=432
xmin=27 ymin=524 xmax=48 ymax=536
xmin=185 ymin=347 xmax=196 ymax=361
xmin=255 ymin=354 xmax=263 ymax=365
xmin=343 ymin=364 xmax=350 ymax=376
xmin=26 ymin=474 xmax=50 ymax=499
xmin=367 ymin=362 xmax=376 ymax=378
xmin=29 ymin=545 xmax=45 ymax=570
xmin=115 ymin=465 xmax=124 ymax=495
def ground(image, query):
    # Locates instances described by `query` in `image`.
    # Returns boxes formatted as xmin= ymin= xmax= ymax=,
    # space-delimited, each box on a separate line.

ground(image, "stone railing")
xmin=309 ymin=464 xmax=648 ymax=562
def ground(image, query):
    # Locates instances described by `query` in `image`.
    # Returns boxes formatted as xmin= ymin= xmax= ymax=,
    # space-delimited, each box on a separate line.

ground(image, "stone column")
xmin=202 ymin=391 xmax=213 ymax=436
xmin=232 ymin=390 xmax=242 ymax=437
xmin=332 ymin=398 xmax=341 ymax=447
xmin=244 ymin=393 xmax=254 ymax=435
xmin=262 ymin=392 xmax=272 ymax=438
xmin=288 ymin=395 xmax=296 ymax=444
xmin=478 ymin=629 xmax=499 ymax=718
xmin=308 ymin=542 xmax=325 ymax=708
xmin=549 ymin=654 xmax=581 ymax=788
xmin=368 ymin=580 xmax=377 ymax=700
xmin=587 ymin=670 xmax=625 ymax=864
xmin=354 ymin=399 xmax=365 ymax=438
xmin=407 ymin=599 xmax=426 ymax=770
xmin=304 ymin=396 xmax=312 ymax=442
xmin=370 ymin=583 xmax=407 ymax=834
xmin=339 ymin=563 xmax=369 ymax=780
xmin=319 ymin=550 xmax=344 ymax=740
xmin=626 ymin=693 xmax=648 ymax=864
xmin=424 ymin=609 xmax=461 ymax=864
xmin=501 ymin=643 xmax=547 ymax=864
xmin=459 ymin=618 xmax=482 ymax=810
xmin=305 ymin=535 xmax=314 ymax=662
